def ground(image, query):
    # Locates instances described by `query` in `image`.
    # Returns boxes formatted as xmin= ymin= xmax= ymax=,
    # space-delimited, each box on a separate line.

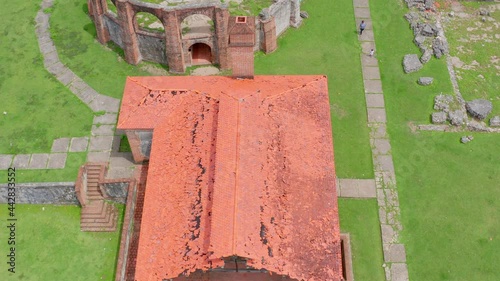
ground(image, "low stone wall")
xmin=266 ymin=0 xmax=301 ymax=36
xmin=0 ymin=181 xmax=130 ymax=205
xmin=0 ymin=182 xmax=78 ymax=205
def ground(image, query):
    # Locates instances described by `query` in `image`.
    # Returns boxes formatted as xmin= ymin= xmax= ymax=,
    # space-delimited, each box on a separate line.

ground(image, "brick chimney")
xmin=228 ymin=16 xmax=255 ymax=79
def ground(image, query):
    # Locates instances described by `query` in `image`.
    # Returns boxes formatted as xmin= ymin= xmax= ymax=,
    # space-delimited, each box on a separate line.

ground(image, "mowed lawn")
xmin=50 ymin=0 xmax=152 ymax=99
xmin=255 ymin=0 xmax=373 ymax=179
xmin=370 ymin=0 xmax=500 ymax=280
xmin=0 ymin=204 xmax=124 ymax=281
xmin=339 ymin=199 xmax=385 ymax=281
xmin=0 ymin=1 xmax=92 ymax=155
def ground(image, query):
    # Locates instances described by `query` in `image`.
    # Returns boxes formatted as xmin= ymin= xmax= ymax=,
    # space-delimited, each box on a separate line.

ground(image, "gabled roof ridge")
xmin=263 ymin=75 xmax=326 ymax=100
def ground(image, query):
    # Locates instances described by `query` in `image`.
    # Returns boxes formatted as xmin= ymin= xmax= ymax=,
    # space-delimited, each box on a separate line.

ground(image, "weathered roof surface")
xmin=129 ymin=75 xmax=342 ymax=281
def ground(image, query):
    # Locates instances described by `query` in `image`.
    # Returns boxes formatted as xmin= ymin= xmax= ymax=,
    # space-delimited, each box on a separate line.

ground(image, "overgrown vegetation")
xmin=444 ymin=2 xmax=500 ymax=115
xmin=371 ymin=0 xmax=500 ymax=279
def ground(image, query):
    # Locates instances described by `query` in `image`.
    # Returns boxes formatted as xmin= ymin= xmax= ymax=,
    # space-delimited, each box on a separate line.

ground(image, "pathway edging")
xmin=0 ymin=0 xmax=123 ymax=171
xmin=354 ymin=0 xmax=410 ymax=279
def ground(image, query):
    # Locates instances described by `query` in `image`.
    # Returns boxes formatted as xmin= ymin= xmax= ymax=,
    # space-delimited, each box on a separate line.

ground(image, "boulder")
xmin=434 ymin=94 xmax=454 ymax=112
xmin=418 ymin=77 xmax=434 ymax=86
xmin=424 ymin=0 xmax=434 ymax=9
xmin=300 ymin=11 xmax=309 ymax=19
xmin=403 ymin=54 xmax=423 ymax=73
xmin=420 ymin=48 xmax=433 ymax=64
xmin=489 ymin=116 xmax=500 ymax=127
xmin=479 ymin=8 xmax=490 ymax=16
xmin=414 ymin=35 xmax=426 ymax=47
xmin=432 ymin=112 xmax=447 ymax=124
xmin=467 ymin=120 xmax=489 ymax=132
xmin=466 ymin=99 xmax=493 ymax=120
xmin=460 ymin=136 xmax=474 ymax=144
xmin=421 ymin=24 xmax=435 ymax=36
xmin=432 ymin=37 xmax=449 ymax=58
xmin=448 ymin=110 xmax=467 ymax=126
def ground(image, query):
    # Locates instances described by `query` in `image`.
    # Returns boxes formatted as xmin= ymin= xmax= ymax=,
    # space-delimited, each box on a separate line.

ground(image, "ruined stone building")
xmin=87 ymin=0 xmax=302 ymax=73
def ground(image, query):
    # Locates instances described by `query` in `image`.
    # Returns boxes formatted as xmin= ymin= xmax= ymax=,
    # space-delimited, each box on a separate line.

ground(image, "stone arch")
xmin=180 ymin=14 xmax=215 ymax=39
xmin=186 ymin=41 xmax=214 ymax=66
xmin=134 ymin=11 xmax=165 ymax=33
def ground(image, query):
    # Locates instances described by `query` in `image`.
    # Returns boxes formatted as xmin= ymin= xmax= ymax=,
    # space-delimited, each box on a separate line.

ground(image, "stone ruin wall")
xmin=87 ymin=0 xmax=301 ymax=73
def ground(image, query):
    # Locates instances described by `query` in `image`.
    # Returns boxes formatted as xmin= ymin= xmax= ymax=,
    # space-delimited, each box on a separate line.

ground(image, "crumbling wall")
xmin=87 ymin=0 xmax=301 ymax=72
xmin=137 ymin=33 xmax=167 ymax=64
xmin=104 ymin=13 xmax=124 ymax=48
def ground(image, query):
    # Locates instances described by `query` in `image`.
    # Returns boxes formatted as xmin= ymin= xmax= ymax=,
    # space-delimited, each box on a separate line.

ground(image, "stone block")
xmin=366 ymin=94 xmax=385 ymax=108
xmin=89 ymin=136 xmax=114 ymax=152
xmin=29 ymin=154 xmax=49 ymax=169
xmin=367 ymin=108 xmax=387 ymax=123
xmin=47 ymin=153 xmax=67 ymax=169
xmin=0 ymin=155 xmax=13 ymax=170
xmin=51 ymin=138 xmax=70 ymax=153
xmin=70 ymin=137 xmax=89 ymax=152
xmin=12 ymin=154 xmax=31 ymax=169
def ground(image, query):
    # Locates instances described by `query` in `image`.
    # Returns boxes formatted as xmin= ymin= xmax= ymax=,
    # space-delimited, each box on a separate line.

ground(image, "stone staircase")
xmin=76 ymin=163 xmax=118 ymax=232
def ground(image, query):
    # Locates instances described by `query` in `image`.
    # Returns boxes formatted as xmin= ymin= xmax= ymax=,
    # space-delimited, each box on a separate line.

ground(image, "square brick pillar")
xmin=228 ymin=16 xmax=255 ymax=78
xmin=215 ymin=8 xmax=230 ymax=70
xmin=261 ymin=18 xmax=277 ymax=54
xmin=116 ymin=0 xmax=141 ymax=65
xmin=163 ymin=11 xmax=185 ymax=73
xmin=88 ymin=0 xmax=110 ymax=44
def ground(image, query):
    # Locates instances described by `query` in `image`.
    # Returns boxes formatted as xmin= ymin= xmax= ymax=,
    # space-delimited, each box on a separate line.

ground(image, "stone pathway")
xmin=337 ymin=178 xmax=377 ymax=198
xmin=0 ymin=0 xmax=123 ymax=171
xmin=354 ymin=0 xmax=409 ymax=280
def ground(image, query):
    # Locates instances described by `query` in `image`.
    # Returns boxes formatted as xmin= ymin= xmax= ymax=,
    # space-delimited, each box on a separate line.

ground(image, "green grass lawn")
xmin=0 ymin=1 xmax=92 ymax=155
xmin=339 ymin=199 xmax=385 ymax=281
xmin=370 ymin=0 xmax=500 ymax=279
xmin=50 ymin=0 xmax=152 ymax=99
xmin=255 ymin=0 xmax=373 ymax=179
xmin=0 ymin=204 xmax=124 ymax=281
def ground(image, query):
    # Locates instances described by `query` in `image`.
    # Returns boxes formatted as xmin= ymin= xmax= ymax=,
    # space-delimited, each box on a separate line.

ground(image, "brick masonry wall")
xmin=230 ymin=46 xmax=254 ymax=78
xmin=88 ymin=0 xmax=301 ymax=73
xmin=125 ymin=130 xmax=153 ymax=163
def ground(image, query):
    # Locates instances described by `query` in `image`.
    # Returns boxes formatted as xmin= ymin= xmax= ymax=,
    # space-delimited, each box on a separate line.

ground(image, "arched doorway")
xmin=190 ymin=43 xmax=212 ymax=65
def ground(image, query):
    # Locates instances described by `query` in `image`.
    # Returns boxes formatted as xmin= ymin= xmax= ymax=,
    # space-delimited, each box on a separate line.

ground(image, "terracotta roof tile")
xmin=128 ymin=76 xmax=343 ymax=281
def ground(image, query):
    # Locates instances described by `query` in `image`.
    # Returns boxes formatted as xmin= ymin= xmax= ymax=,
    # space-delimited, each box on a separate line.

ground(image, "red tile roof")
xmin=119 ymin=76 xmax=343 ymax=281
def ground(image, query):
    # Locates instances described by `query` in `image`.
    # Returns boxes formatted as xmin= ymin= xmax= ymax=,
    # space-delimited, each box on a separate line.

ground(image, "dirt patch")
xmin=190 ymin=66 xmax=220 ymax=76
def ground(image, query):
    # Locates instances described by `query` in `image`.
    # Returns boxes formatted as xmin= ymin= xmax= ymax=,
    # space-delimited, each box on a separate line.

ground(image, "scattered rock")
xmin=460 ymin=135 xmax=474 ymax=144
xmin=466 ymin=99 xmax=493 ymax=120
xmin=489 ymin=116 xmax=500 ymax=127
xmin=420 ymin=48 xmax=432 ymax=64
xmin=300 ymin=11 xmax=309 ymax=19
xmin=432 ymin=37 xmax=449 ymax=58
xmin=403 ymin=54 xmax=423 ymax=73
xmin=448 ymin=110 xmax=467 ymax=126
xmin=424 ymin=0 xmax=434 ymax=9
xmin=434 ymin=94 xmax=454 ymax=112
xmin=259 ymin=8 xmax=270 ymax=20
xmin=414 ymin=35 xmax=426 ymax=47
xmin=418 ymin=77 xmax=434 ymax=85
xmin=421 ymin=24 xmax=435 ymax=37
xmin=432 ymin=111 xmax=447 ymax=124
xmin=479 ymin=8 xmax=490 ymax=17
xmin=448 ymin=11 xmax=454 ymax=17
xmin=467 ymin=120 xmax=489 ymax=131
xmin=481 ymin=17 xmax=487 ymax=23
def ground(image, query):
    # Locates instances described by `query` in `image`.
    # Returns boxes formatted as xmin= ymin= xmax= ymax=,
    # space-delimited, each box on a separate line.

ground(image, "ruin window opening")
xmin=134 ymin=12 xmax=165 ymax=33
